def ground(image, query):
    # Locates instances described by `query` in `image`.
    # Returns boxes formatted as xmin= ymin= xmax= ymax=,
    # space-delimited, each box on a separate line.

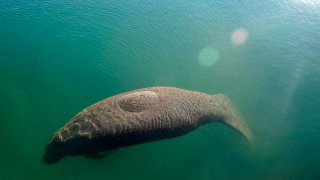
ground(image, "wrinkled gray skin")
xmin=42 ymin=87 xmax=252 ymax=164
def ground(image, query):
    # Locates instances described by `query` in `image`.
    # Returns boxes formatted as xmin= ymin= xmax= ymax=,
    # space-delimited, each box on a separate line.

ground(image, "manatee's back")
xmin=85 ymin=87 xmax=204 ymax=142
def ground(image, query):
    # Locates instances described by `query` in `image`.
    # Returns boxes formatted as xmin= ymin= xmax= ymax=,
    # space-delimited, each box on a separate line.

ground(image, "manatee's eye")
xmin=118 ymin=91 xmax=159 ymax=112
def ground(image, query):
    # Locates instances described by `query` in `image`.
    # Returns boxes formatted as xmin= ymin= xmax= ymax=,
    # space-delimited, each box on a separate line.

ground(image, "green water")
xmin=1 ymin=0 xmax=320 ymax=179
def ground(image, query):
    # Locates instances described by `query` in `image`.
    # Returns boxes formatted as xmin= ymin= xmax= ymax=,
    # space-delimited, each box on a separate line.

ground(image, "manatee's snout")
xmin=42 ymin=134 xmax=66 ymax=164
xmin=42 ymin=130 xmax=97 ymax=164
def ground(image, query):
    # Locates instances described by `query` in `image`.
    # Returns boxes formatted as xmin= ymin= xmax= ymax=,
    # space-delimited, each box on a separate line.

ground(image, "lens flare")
xmin=231 ymin=28 xmax=248 ymax=45
xmin=198 ymin=47 xmax=220 ymax=67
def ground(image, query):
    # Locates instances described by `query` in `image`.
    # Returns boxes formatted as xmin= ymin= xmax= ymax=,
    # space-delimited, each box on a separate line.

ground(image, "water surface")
xmin=1 ymin=0 xmax=320 ymax=179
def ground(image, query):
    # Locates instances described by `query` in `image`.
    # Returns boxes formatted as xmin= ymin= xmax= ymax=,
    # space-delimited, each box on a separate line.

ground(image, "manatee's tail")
xmin=212 ymin=94 xmax=253 ymax=142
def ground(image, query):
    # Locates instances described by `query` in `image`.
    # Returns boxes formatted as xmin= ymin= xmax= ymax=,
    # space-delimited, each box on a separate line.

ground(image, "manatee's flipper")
xmin=212 ymin=94 xmax=253 ymax=141
xmin=84 ymin=152 xmax=107 ymax=160
xmin=84 ymin=149 xmax=118 ymax=160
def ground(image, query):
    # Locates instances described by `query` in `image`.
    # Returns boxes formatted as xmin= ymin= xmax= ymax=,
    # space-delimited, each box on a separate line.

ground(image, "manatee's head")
xmin=42 ymin=114 xmax=101 ymax=164
xmin=42 ymin=130 xmax=90 ymax=164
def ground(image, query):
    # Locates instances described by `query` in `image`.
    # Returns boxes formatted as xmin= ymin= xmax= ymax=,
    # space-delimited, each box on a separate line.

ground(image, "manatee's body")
xmin=42 ymin=87 xmax=252 ymax=164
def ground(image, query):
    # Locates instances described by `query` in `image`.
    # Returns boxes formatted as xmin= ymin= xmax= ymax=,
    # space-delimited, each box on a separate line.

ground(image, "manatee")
xmin=42 ymin=87 xmax=252 ymax=164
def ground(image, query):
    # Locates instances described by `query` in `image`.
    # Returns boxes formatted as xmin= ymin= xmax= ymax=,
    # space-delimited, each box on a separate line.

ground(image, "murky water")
xmin=1 ymin=0 xmax=320 ymax=179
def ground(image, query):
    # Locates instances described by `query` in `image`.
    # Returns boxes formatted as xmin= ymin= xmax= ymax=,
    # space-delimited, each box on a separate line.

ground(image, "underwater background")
xmin=1 ymin=0 xmax=320 ymax=179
